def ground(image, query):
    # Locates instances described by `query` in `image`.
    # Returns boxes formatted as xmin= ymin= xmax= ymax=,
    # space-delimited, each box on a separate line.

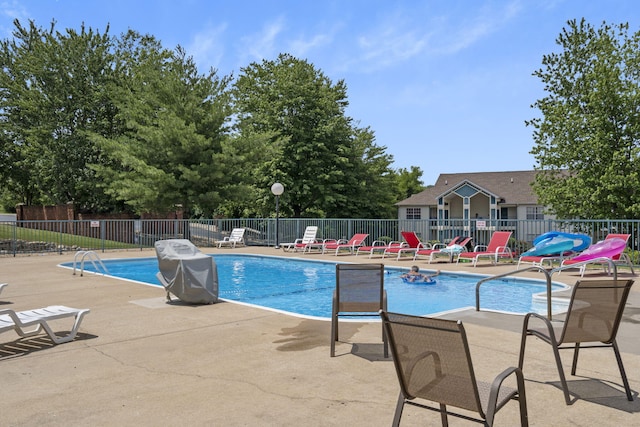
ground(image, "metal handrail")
xmin=476 ymin=266 xmax=554 ymax=319
xmin=72 ymin=250 xmax=109 ymax=276
xmin=475 ymin=258 xmax=618 ymax=321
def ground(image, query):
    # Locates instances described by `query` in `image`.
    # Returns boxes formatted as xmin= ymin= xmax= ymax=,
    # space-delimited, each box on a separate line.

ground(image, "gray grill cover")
xmin=154 ymin=239 xmax=219 ymax=304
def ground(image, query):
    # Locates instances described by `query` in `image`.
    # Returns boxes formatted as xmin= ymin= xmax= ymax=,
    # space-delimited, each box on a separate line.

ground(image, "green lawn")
xmin=0 ymin=223 xmax=138 ymax=250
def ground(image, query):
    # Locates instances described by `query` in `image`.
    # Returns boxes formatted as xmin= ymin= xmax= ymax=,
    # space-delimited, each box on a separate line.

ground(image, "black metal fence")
xmin=1 ymin=217 xmax=639 ymax=262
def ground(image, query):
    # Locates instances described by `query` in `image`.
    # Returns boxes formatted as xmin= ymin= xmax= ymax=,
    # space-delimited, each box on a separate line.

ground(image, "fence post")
xmin=101 ymin=220 xmax=106 ymax=252
xmin=58 ymin=221 xmax=63 ymax=255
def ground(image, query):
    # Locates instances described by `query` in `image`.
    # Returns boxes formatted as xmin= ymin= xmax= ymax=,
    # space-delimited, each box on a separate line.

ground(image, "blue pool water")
xmin=61 ymin=255 xmax=565 ymax=318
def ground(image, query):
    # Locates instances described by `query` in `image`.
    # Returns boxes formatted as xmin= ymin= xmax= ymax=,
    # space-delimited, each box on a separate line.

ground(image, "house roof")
xmin=397 ymin=170 xmax=539 ymax=206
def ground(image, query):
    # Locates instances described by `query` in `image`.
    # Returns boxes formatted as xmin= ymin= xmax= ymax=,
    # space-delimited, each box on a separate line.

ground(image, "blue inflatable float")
xmin=522 ymin=232 xmax=591 ymax=257
xmin=401 ymin=276 xmax=436 ymax=285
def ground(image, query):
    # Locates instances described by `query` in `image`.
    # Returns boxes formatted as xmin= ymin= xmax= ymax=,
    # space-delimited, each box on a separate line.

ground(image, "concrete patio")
xmin=1 ymin=247 xmax=639 ymax=426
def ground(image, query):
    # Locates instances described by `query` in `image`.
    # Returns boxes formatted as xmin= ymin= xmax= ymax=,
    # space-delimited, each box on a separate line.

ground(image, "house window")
xmin=406 ymin=208 xmax=421 ymax=220
xmin=526 ymin=206 xmax=544 ymax=220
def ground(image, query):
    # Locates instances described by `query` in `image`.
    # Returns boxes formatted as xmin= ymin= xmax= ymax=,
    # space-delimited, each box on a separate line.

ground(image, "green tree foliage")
xmin=396 ymin=166 xmax=426 ymax=199
xmin=232 ymin=53 xmax=398 ymax=218
xmin=89 ymin=32 xmax=232 ymax=216
xmin=0 ymin=21 xmax=232 ymax=217
xmin=0 ymin=20 xmax=118 ymax=211
xmin=528 ymin=19 xmax=640 ymax=219
xmin=1 ymin=19 xmax=412 ymax=219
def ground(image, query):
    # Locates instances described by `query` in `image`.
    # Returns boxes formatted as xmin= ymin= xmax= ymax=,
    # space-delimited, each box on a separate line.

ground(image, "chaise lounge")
xmin=281 ymin=226 xmax=319 ymax=252
xmin=382 ymin=231 xmax=429 ymax=260
xmin=307 ymin=233 xmax=369 ymax=255
xmin=356 ymin=240 xmax=404 ymax=258
xmin=414 ymin=236 xmax=472 ymax=263
xmin=456 ymin=231 xmax=513 ymax=267
xmin=217 ymin=228 xmax=246 ymax=248
xmin=0 ymin=305 xmax=90 ymax=344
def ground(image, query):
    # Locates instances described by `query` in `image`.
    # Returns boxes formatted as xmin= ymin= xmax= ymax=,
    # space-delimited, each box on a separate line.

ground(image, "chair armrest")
xmin=494 ymin=246 xmax=512 ymax=255
xmin=521 ymin=312 xmax=560 ymax=344
xmin=485 ymin=366 xmax=527 ymax=425
xmin=474 ymin=245 xmax=488 ymax=251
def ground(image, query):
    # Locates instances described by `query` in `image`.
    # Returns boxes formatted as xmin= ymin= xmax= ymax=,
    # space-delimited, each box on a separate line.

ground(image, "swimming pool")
xmin=60 ymin=255 xmax=566 ymax=319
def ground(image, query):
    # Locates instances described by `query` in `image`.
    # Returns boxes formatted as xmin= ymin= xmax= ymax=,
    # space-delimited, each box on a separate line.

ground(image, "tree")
xmin=89 ymin=33 xmax=232 ymax=217
xmin=232 ymin=53 xmax=397 ymax=218
xmin=396 ymin=166 xmax=426 ymax=200
xmin=1 ymin=21 xmax=233 ymax=217
xmin=0 ymin=20 xmax=118 ymax=211
xmin=328 ymin=126 xmax=398 ymax=218
xmin=528 ymin=19 xmax=640 ymax=219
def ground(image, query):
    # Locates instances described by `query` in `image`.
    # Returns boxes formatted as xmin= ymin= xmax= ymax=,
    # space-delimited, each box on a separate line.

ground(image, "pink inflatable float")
xmin=569 ymin=238 xmax=626 ymax=261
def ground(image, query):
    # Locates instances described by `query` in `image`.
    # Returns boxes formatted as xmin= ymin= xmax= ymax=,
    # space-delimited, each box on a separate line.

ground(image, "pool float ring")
xmin=569 ymin=238 xmax=626 ymax=261
xmin=402 ymin=276 xmax=436 ymax=285
xmin=533 ymin=232 xmax=591 ymax=252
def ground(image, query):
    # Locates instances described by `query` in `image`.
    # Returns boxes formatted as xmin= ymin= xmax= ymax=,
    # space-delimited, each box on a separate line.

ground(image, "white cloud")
xmin=187 ymin=23 xmax=227 ymax=73
xmin=334 ymin=10 xmax=433 ymax=74
xmin=289 ymin=32 xmax=332 ymax=57
xmin=0 ymin=0 xmax=30 ymax=37
xmin=357 ymin=26 xmax=429 ymax=68
xmin=0 ymin=0 xmax=28 ymax=19
xmin=338 ymin=1 xmax=523 ymax=73
xmin=238 ymin=16 xmax=285 ymax=63
xmin=433 ymin=0 xmax=523 ymax=54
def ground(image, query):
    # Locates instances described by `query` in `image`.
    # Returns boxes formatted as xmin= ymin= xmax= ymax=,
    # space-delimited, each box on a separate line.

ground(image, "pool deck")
xmin=2 ymin=246 xmax=639 ymax=426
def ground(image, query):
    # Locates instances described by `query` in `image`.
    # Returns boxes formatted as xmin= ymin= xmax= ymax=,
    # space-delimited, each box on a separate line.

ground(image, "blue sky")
xmin=1 ymin=1 xmax=639 ymax=185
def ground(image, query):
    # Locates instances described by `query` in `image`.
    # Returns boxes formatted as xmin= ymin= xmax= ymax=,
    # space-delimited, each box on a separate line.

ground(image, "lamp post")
xmin=271 ymin=182 xmax=284 ymax=249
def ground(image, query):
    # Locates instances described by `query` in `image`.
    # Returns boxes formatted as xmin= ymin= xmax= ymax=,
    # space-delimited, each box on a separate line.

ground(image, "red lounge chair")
xmin=517 ymin=253 xmax=573 ymax=269
xmin=598 ymin=234 xmax=635 ymax=274
xmin=319 ymin=233 xmax=369 ymax=256
xmin=414 ymin=236 xmax=472 ymax=263
xmin=456 ymin=231 xmax=513 ymax=267
xmin=382 ymin=231 xmax=429 ymax=260
xmin=356 ymin=240 xmax=404 ymax=258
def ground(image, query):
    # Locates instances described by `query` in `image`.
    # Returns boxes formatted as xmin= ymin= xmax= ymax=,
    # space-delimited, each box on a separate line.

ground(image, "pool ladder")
xmin=73 ymin=250 xmax=109 ymax=277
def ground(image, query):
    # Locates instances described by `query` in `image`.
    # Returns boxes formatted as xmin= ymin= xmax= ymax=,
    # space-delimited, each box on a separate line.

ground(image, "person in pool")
xmin=401 ymin=266 xmax=440 ymax=283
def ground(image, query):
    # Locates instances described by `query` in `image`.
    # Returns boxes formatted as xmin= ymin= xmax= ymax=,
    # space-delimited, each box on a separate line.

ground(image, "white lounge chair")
xmin=281 ymin=226 xmax=319 ymax=252
xmin=217 ymin=228 xmax=246 ymax=248
xmin=0 ymin=305 xmax=90 ymax=344
xmin=0 ymin=283 xmax=7 ymax=297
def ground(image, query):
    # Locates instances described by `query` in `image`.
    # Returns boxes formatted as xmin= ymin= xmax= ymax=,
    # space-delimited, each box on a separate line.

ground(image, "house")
xmin=396 ymin=170 xmax=551 ymax=244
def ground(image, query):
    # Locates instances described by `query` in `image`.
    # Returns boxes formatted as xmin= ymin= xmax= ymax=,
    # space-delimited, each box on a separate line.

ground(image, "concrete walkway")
xmin=1 ymin=247 xmax=639 ymax=426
